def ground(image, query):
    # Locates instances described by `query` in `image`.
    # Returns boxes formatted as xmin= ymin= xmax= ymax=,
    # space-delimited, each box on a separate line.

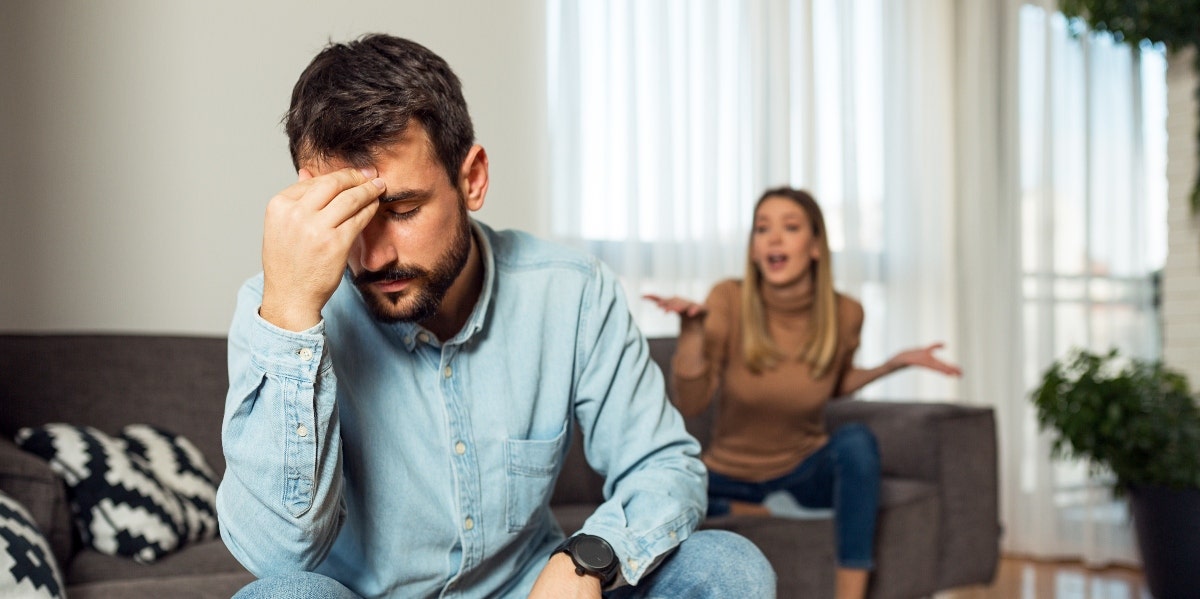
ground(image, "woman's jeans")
xmin=707 ymin=423 xmax=880 ymax=569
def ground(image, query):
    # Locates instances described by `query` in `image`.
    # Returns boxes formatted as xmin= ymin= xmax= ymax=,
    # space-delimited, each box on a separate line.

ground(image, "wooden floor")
xmin=934 ymin=556 xmax=1150 ymax=599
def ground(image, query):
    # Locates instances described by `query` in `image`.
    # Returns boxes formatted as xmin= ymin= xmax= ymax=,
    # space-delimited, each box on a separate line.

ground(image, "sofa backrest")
xmin=0 ymin=334 xmax=230 ymax=476
xmin=0 ymin=333 xmax=699 ymax=504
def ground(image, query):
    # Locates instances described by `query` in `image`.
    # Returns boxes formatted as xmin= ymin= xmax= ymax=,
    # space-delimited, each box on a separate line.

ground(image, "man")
xmin=217 ymin=34 xmax=774 ymax=599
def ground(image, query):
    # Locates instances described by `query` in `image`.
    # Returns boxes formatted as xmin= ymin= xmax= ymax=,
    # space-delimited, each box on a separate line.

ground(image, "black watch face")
xmin=573 ymin=535 xmax=615 ymax=570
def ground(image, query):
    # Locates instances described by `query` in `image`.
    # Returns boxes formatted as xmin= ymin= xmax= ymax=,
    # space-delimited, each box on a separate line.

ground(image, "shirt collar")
xmin=448 ymin=218 xmax=495 ymax=345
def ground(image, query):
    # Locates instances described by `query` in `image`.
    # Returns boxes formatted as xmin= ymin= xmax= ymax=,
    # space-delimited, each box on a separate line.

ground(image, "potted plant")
xmin=1031 ymin=348 xmax=1200 ymax=598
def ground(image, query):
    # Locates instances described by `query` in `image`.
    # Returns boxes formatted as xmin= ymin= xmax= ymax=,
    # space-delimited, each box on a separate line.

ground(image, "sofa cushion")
xmin=698 ymin=477 xmax=939 ymax=599
xmin=65 ymin=539 xmax=247 ymax=586
xmin=15 ymin=424 xmax=218 ymax=564
xmin=0 ymin=489 xmax=66 ymax=598
xmin=66 ymin=570 xmax=256 ymax=599
xmin=0 ymin=334 xmax=231 ymax=477
xmin=0 ymin=437 xmax=73 ymax=572
xmin=869 ymin=478 xmax=940 ymax=599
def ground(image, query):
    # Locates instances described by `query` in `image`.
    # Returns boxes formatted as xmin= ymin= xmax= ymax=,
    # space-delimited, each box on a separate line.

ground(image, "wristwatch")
xmin=552 ymin=533 xmax=619 ymax=586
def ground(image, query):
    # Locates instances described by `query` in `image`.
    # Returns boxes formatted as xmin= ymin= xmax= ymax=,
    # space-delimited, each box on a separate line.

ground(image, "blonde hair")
xmin=741 ymin=187 xmax=839 ymax=377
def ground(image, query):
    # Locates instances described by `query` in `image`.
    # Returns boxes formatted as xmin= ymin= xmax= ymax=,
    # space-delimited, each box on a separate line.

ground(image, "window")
xmin=1013 ymin=4 xmax=1167 ymax=565
xmin=547 ymin=0 xmax=952 ymax=403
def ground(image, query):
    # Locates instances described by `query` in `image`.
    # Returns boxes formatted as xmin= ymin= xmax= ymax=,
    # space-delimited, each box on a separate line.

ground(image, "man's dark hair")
xmin=285 ymin=34 xmax=475 ymax=185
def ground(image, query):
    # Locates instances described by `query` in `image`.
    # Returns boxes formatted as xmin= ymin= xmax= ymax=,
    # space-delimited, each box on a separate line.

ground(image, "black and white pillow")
xmin=14 ymin=424 xmax=218 ymax=564
xmin=0 ymin=489 xmax=64 ymax=598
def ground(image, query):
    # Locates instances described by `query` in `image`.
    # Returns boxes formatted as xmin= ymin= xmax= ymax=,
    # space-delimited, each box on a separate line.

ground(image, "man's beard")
xmin=352 ymin=205 xmax=473 ymax=324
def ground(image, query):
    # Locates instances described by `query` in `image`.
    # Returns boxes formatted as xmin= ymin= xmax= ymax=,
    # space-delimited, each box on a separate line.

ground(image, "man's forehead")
xmin=298 ymin=155 xmax=348 ymax=175
xmin=299 ymin=125 xmax=437 ymax=175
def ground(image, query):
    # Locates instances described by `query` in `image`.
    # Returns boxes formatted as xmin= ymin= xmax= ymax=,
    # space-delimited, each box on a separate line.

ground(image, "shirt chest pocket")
xmin=504 ymin=422 xmax=568 ymax=533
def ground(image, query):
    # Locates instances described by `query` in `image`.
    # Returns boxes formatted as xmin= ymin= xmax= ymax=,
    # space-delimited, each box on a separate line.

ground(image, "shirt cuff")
xmin=249 ymin=310 xmax=327 ymax=380
xmin=581 ymin=509 xmax=698 ymax=586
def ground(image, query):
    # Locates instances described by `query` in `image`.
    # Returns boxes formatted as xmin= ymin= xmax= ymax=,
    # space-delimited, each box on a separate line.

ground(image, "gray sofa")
xmin=0 ymin=334 xmax=999 ymax=598
xmin=556 ymin=338 xmax=1001 ymax=598
xmin=1 ymin=335 xmax=254 ymax=599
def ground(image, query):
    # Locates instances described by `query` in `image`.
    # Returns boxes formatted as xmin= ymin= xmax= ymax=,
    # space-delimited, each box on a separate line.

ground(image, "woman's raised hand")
xmin=887 ymin=343 xmax=963 ymax=377
xmin=643 ymin=294 xmax=707 ymax=319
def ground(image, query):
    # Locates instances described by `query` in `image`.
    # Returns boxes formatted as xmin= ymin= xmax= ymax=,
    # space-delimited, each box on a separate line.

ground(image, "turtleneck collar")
xmin=759 ymin=277 xmax=815 ymax=317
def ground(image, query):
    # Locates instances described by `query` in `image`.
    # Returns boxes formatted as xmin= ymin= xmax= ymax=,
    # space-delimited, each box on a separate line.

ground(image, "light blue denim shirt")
xmin=217 ymin=221 xmax=706 ymax=598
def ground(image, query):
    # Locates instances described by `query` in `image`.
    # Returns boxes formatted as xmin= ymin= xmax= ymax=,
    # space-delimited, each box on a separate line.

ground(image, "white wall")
xmin=1163 ymin=48 xmax=1200 ymax=387
xmin=0 ymin=0 xmax=548 ymax=335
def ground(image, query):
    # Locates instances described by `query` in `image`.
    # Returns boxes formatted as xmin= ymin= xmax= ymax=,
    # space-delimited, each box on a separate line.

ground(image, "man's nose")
xmin=355 ymin=220 xmax=399 ymax=272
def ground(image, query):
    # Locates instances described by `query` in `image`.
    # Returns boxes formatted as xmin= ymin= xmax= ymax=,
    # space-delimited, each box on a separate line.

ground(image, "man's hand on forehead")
xmin=258 ymin=165 xmax=387 ymax=332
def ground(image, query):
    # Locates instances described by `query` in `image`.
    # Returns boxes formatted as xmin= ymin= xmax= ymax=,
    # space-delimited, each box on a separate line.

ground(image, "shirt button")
xmin=444 ymin=366 xmax=453 ymax=378
xmin=298 ymin=348 xmax=314 ymax=361
xmin=627 ymin=558 xmax=638 ymax=570
xmin=296 ymin=424 xmax=308 ymax=437
xmin=464 ymin=517 xmax=474 ymax=530
xmin=454 ymin=442 xmax=466 ymax=455
xmin=403 ymin=336 xmax=412 ymax=345
xmin=669 ymin=530 xmax=677 ymax=540
xmin=417 ymin=332 xmax=429 ymax=343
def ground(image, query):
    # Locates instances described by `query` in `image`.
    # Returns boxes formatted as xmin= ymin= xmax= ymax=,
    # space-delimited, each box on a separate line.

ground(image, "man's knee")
xmin=233 ymin=571 xmax=363 ymax=599
xmin=674 ymin=529 xmax=776 ymax=597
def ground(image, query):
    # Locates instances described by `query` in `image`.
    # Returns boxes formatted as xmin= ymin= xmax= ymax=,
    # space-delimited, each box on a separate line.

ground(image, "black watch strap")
xmin=552 ymin=533 xmax=619 ymax=586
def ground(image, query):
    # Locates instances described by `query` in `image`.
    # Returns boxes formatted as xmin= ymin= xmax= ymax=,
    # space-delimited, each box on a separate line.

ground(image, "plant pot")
xmin=1128 ymin=485 xmax=1200 ymax=599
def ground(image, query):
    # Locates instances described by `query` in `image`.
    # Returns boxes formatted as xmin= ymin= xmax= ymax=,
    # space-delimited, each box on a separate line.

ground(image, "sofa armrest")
xmin=0 ymin=436 xmax=75 ymax=570
xmin=826 ymin=400 xmax=1000 ymax=589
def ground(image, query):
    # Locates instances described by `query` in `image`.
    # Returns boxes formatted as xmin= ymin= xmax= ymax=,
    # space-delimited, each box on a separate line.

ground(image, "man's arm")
xmin=217 ymin=167 xmax=385 ymax=575
xmin=217 ymin=278 xmax=347 ymax=574
xmin=528 ymin=552 xmax=605 ymax=598
xmin=562 ymin=261 xmax=708 ymax=588
xmin=259 ymin=166 xmax=385 ymax=331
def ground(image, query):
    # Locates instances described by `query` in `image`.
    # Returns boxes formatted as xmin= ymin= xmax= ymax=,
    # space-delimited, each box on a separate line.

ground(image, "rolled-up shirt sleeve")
xmin=571 ymin=261 xmax=707 ymax=586
xmin=217 ymin=274 xmax=346 ymax=576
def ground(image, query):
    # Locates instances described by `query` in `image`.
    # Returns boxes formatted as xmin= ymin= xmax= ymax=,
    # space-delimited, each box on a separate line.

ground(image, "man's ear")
xmin=458 ymin=144 xmax=489 ymax=212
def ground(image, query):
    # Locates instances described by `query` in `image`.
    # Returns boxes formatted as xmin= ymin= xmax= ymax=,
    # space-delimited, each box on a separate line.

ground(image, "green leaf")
xmin=1029 ymin=347 xmax=1200 ymax=493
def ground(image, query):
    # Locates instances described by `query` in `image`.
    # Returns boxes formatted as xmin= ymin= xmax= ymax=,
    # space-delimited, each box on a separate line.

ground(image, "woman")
xmin=645 ymin=187 xmax=960 ymax=599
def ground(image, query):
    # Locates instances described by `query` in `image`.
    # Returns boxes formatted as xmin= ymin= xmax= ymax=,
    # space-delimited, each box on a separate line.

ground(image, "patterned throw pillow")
xmin=0 ymin=489 xmax=64 ymax=598
xmin=14 ymin=424 xmax=218 ymax=564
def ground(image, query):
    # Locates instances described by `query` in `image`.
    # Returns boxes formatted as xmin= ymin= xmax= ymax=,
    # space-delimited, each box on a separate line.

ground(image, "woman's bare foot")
xmin=728 ymin=500 xmax=771 ymax=516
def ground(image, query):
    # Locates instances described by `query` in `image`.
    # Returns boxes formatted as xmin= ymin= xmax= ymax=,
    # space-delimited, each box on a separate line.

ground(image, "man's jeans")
xmin=706 ymin=423 xmax=881 ymax=569
xmin=232 ymin=529 xmax=776 ymax=599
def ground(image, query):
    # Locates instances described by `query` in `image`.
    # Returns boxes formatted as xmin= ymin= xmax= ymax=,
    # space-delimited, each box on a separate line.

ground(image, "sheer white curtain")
xmin=546 ymin=0 xmax=960 ymax=401
xmin=548 ymin=0 xmax=1166 ymax=567
xmin=954 ymin=0 xmax=1165 ymax=568
xmin=547 ymin=0 xmax=789 ymax=340
xmin=1012 ymin=2 xmax=1165 ymax=566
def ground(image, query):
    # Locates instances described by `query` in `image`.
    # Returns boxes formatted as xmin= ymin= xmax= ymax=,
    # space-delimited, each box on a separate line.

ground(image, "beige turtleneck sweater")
xmin=671 ymin=279 xmax=863 ymax=482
